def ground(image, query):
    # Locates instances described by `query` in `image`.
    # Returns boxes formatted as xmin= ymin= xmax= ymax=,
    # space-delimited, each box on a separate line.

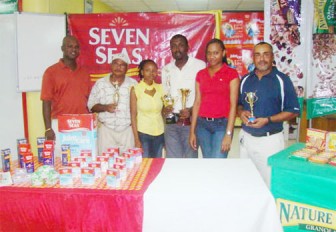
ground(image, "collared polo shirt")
xmin=197 ymin=63 xmax=239 ymax=118
xmin=239 ymin=67 xmax=300 ymax=135
xmin=40 ymin=59 xmax=91 ymax=118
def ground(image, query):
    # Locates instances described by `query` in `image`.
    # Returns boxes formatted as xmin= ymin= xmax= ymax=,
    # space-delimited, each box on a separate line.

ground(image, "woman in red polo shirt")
xmin=189 ymin=39 xmax=240 ymax=158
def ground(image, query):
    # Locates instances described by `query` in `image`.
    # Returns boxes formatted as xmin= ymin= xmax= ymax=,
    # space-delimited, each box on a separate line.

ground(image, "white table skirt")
xmin=143 ymin=159 xmax=283 ymax=232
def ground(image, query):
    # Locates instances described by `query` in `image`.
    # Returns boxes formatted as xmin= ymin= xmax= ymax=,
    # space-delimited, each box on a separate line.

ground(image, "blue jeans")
xmin=196 ymin=117 xmax=228 ymax=158
xmin=138 ymin=132 xmax=164 ymax=158
xmin=164 ymin=124 xmax=198 ymax=158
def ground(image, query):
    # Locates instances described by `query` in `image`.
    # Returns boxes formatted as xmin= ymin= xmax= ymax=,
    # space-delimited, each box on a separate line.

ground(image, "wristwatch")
xmin=226 ymin=131 xmax=232 ymax=136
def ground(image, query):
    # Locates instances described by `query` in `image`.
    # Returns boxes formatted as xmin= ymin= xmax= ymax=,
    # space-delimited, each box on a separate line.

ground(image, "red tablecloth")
xmin=0 ymin=158 xmax=165 ymax=232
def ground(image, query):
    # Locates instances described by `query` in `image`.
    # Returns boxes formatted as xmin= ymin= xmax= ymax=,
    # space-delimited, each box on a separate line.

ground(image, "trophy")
xmin=162 ymin=70 xmax=177 ymax=124
xmin=112 ymin=81 xmax=120 ymax=105
xmin=245 ymin=92 xmax=258 ymax=123
xmin=162 ymin=94 xmax=176 ymax=124
xmin=177 ymin=88 xmax=191 ymax=126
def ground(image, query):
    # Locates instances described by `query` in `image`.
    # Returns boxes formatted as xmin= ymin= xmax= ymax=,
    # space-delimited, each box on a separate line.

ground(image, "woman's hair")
xmin=138 ymin=59 xmax=157 ymax=80
xmin=205 ymin=38 xmax=228 ymax=64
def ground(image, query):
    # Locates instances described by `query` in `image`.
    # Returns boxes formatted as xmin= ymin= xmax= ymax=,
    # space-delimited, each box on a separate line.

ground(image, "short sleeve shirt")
xmin=196 ymin=64 xmax=239 ymax=118
xmin=40 ymin=59 xmax=91 ymax=118
xmin=87 ymin=75 xmax=138 ymax=132
xmin=239 ymin=67 xmax=300 ymax=134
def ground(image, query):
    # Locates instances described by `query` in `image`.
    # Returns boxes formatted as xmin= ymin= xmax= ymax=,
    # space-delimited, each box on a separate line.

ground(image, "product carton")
xmin=81 ymin=167 xmax=95 ymax=185
xmin=1 ymin=148 xmax=11 ymax=172
xmin=59 ymin=167 xmax=73 ymax=186
xmin=326 ymin=132 xmax=336 ymax=152
xmin=61 ymin=144 xmax=71 ymax=166
xmin=18 ymin=143 xmax=31 ymax=168
xmin=106 ymin=168 xmax=120 ymax=188
xmin=58 ymin=114 xmax=98 ymax=160
xmin=23 ymin=152 xmax=34 ymax=173
xmin=36 ymin=137 xmax=46 ymax=163
xmin=306 ymin=128 xmax=328 ymax=151
xmin=68 ymin=161 xmax=81 ymax=178
xmin=17 ymin=138 xmax=28 ymax=167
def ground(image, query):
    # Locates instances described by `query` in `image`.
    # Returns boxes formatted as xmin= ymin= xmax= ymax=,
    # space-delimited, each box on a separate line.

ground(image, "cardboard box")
xmin=58 ymin=114 xmax=98 ymax=160
xmin=326 ymin=132 xmax=336 ymax=152
xmin=1 ymin=148 xmax=11 ymax=172
xmin=306 ymin=128 xmax=328 ymax=151
xmin=59 ymin=167 xmax=73 ymax=186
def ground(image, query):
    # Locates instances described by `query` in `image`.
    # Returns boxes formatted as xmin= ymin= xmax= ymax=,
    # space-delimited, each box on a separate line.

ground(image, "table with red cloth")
xmin=0 ymin=158 xmax=165 ymax=232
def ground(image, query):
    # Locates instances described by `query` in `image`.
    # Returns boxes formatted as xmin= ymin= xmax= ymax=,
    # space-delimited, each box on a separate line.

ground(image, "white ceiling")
xmin=100 ymin=0 xmax=264 ymax=12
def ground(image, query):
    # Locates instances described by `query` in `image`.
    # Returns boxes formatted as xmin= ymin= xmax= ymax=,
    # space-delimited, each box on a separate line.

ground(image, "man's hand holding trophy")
xmin=244 ymin=91 xmax=258 ymax=123
xmin=111 ymin=81 xmax=120 ymax=112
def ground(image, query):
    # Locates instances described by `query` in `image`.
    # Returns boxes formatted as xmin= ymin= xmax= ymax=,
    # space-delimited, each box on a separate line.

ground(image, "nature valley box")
xmin=326 ymin=132 xmax=336 ymax=152
xmin=58 ymin=114 xmax=98 ymax=161
xmin=306 ymin=128 xmax=328 ymax=151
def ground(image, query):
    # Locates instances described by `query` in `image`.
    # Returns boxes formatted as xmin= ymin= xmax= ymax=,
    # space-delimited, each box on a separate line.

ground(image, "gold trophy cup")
xmin=245 ymin=92 xmax=258 ymax=123
xmin=112 ymin=81 xmax=120 ymax=105
xmin=162 ymin=94 xmax=176 ymax=124
xmin=178 ymin=88 xmax=191 ymax=126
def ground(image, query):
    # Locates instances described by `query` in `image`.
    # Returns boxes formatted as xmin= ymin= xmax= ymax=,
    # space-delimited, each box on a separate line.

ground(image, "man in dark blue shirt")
xmin=238 ymin=42 xmax=300 ymax=187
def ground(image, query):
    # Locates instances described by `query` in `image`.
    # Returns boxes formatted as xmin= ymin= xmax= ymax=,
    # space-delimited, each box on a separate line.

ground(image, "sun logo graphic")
xmin=109 ymin=17 xmax=129 ymax=27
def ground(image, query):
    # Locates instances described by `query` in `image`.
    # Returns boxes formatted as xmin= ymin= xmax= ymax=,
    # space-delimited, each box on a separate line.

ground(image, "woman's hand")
xmin=189 ymin=133 xmax=198 ymax=150
xmin=221 ymin=135 xmax=232 ymax=152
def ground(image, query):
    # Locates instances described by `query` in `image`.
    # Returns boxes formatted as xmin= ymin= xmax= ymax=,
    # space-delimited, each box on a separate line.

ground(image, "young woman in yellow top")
xmin=130 ymin=59 xmax=164 ymax=158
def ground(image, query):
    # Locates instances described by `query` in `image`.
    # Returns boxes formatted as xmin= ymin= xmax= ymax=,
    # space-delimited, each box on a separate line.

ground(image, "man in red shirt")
xmin=40 ymin=35 xmax=91 ymax=140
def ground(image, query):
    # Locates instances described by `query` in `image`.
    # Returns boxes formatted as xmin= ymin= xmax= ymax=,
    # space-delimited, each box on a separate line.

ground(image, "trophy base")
xmin=177 ymin=118 xmax=191 ymax=126
xmin=248 ymin=116 xmax=256 ymax=123
xmin=165 ymin=115 xmax=177 ymax=124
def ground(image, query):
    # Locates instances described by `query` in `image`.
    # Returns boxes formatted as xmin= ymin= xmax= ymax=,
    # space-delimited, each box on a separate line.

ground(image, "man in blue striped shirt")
xmin=238 ymin=42 xmax=300 ymax=187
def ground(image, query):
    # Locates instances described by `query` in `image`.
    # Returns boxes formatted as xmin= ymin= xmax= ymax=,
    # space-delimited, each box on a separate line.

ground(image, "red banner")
xmin=68 ymin=13 xmax=216 ymax=81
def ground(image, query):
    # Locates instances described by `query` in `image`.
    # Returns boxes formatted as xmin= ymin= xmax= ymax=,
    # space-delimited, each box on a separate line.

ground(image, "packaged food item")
xmin=59 ymin=167 xmax=73 ymax=186
xmin=1 ymin=148 xmax=11 ymax=172
xmin=80 ymin=149 xmax=93 ymax=163
xmin=17 ymin=138 xmax=28 ymax=167
xmin=306 ymin=128 xmax=328 ymax=151
xmin=81 ymin=167 xmax=95 ymax=186
xmin=309 ymin=155 xmax=329 ymax=164
xmin=329 ymin=157 xmax=336 ymax=166
xmin=23 ymin=152 xmax=34 ymax=173
xmin=36 ymin=137 xmax=46 ymax=163
xmin=61 ymin=144 xmax=71 ymax=166
xmin=12 ymin=168 xmax=30 ymax=185
xmin=96 ymin=156 xmax=109 ymax=173
xmin=290 ymin=150 xmax=311 ymax=161
xmin=313 ymin=0 xmax=335 ymax=34
xmin=43 ymin=140 xmax=55 ymax=165
xmin=106 ymin=168 xmax=120 ymax=188
xmin=68 ymin=161 xmax=81 ymax=178
xmin=326 ymin=132 xmax=336 ymax=152
xmin=18 ymin=143 xmax=30 ymax=168
xmin=88 ymin=162 xmax=102 ymax=178
xmin=318 ymin=151 xmax=335 ymax=159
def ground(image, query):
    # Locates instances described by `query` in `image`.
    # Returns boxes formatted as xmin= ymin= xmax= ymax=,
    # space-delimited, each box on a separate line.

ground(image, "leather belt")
xmin=249 ymin=129 xmax=283 ymax=137
xmin=200 ymin=117 xmax=225 ymax=121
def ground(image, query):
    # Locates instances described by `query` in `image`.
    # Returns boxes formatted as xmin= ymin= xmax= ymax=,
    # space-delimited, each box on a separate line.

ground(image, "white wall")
xmin=0 ymin=14 xmax=25 ymax=163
